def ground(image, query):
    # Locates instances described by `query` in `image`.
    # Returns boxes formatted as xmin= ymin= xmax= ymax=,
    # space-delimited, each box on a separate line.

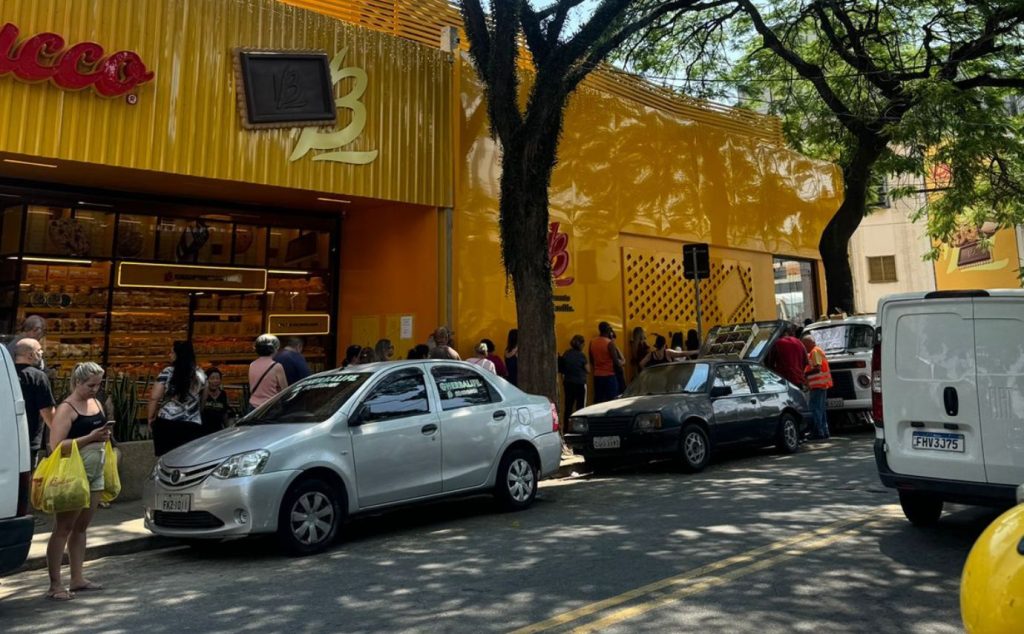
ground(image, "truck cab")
xmin=803 ymin=315 xmax=876 ymax=421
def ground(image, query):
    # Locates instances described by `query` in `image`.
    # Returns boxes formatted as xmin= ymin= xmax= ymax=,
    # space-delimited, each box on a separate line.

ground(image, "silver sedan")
xmin=143 ymin=360 xmax=562 ymax=555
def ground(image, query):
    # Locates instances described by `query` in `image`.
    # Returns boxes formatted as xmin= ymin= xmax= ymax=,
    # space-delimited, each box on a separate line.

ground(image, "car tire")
xmin=899 ymin=491 xmax=943 ymax=527
xmin=277 ymin=477 xmax=344 ymax=556
xmin=495 ymin=448 xmax=538 ymax=511
xmin=775 ymin=413 xmax=800 ymax=454
xmin=679 ymin=424 xmax=710 ymax=473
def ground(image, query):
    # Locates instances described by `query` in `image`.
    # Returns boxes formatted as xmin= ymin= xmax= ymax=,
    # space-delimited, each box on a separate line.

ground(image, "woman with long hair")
xmin=45 ymin=362 xmax=111 ymax=600
xmin=148 ymin=341 xmax=208 ymax=456
xmin=373 ymin=338 xmax=395 ymax=362
xmin=630 ymin=326 xmax=649 ymax=379
xmin=640 ymin=334 xmax=695 ymax=369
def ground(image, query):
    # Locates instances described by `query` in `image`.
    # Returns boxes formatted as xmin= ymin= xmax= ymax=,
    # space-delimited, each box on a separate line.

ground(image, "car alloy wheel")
xmin=684 ymin=431 xmax=706 ymax=465
xmin=507 ymin=457 xmax=536 ymax=503
xmin=290 ymin=491 xmax=335 ymax=546
xmin=776 ymin=413 xmax=800 ymax=454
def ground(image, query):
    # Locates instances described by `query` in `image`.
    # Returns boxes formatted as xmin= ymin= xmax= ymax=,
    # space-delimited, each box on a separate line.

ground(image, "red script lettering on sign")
xmin=0 ymin=23 xmax=154 ymax=97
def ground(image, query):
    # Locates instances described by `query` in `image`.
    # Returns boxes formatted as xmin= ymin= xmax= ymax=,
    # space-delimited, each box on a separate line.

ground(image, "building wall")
xmin=849 ymin=175 xmax=936 ymax=313
xmin=452 ymin=54 xmax=843 ymax=359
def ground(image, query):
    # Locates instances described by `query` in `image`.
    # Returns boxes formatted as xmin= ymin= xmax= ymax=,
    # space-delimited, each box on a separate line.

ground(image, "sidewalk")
xmin=18 ymin=454 xmax=587 ymax=572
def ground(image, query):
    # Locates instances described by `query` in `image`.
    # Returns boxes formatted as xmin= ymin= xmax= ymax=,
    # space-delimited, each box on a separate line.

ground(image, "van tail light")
xmin=550 ymin=401 xmax=560 ymax=433
xmin=871 ymin=339 xmax=883 ymax=427
xmin=17 ymin=470 xmax=30 ymax=516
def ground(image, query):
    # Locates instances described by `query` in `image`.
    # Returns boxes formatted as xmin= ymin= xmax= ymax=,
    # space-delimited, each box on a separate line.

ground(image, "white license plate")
xmin=912 ymin=431 xmax=965 ymax=453
xmin=593 ymin=436 xmax=621 ymax=449
xmin=826 ymin=398 xmax=844 ymax=408
xmin=158 ymin=494 xmax=191 ymax=513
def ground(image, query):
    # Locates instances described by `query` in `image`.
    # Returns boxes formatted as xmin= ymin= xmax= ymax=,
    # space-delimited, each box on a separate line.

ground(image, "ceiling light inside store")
xmin=13 ymin=256 xmax=93 ymax=265
xmin=77 ymin=201 xmax=113 ymax=208
xmin=268 ymin=269 xmax=310 ymax=276
xmin=316 ymin=197 xmax=351 ymax=204
xmin=3 ymin=159 xmax=58 ymax=168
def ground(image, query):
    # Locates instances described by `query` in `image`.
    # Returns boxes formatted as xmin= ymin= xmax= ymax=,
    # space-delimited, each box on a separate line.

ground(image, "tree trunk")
xmin=498 ymin=133 xmax=560 ymax=404
xmin=819 ymin=140 xmax=885 ymax=315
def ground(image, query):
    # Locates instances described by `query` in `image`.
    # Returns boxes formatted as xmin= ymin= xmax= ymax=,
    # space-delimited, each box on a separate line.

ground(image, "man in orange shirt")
xmin=802 ymin=334 xmax=833 ymax=441
xmin=589 ymin=322 xmax=625 ymax=403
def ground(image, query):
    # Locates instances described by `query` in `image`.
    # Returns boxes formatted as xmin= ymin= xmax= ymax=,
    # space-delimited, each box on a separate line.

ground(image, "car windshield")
xmin=809 ymin=325 xmax=875 ymax=353
xmin=241 ymin=373 xmax=371 ymax=424
xmin=624 ymin=363 xmax=711 ymax=396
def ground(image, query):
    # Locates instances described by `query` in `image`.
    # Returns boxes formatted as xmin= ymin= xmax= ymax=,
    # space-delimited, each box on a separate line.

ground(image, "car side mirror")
xmin=710 ymin=385 xmax=733 ymax=398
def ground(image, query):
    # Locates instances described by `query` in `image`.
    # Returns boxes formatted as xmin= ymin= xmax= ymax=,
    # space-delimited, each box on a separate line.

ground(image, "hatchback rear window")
xmin=243 ymin=373 xmax=370 ymax=424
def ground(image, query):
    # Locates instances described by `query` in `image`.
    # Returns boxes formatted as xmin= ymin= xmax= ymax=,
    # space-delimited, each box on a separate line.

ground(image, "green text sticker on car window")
xmin=298 ymin=374 xmax=364 ymax=389
xmin=438 ymin=378 xmax=484 ymax=399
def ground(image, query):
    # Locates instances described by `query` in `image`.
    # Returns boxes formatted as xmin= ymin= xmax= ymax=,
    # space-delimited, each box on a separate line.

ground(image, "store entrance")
xmin=0 ymin=185 xmax=339 ymax=416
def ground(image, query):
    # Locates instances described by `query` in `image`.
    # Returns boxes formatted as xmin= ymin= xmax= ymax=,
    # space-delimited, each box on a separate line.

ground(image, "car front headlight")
xmin=634 ymin=413 xmax=662 ymax=431
xmin=149 ymin=464 xmax=159 ymax=481
xmin=570 ymin=417 xmax=588 ymax=433
xmin=213 ymin=450 xmax=270 ymax=479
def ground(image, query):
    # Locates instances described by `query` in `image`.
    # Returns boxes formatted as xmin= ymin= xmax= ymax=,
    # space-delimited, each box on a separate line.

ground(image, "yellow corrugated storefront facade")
xmin=0 ymin=0 xmax=841 ymax=384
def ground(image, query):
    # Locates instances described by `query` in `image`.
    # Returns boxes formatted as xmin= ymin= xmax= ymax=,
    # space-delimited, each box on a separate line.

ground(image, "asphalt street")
xmin=0 ymin=430 xmax=1000 ymax=633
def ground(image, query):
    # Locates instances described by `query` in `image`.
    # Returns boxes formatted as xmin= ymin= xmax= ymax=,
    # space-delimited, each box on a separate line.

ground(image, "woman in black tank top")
xmin=639 ymin=335 xmax=698 ymax=371
xmin=45 ymin=362 xmax=111 ymax=601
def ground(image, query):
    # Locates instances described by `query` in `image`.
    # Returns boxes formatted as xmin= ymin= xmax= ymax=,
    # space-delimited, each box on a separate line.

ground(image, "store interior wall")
xmin=338 ymin=203 xmax=438 ymax=362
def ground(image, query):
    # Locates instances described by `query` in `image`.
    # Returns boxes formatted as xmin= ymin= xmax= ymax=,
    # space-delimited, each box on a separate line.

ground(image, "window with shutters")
xmin=867 ymin=255 xmax=898 ymax=283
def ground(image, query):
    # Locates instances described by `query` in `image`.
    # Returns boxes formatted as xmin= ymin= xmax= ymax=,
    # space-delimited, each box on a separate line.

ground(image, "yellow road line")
xmin=510 ymin=507 xmax=895 ymax=634
xmin=569 ymin=518 xmax=885 ymax=634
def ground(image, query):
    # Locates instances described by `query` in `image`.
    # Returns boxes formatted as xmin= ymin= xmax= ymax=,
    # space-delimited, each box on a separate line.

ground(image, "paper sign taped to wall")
xmin=400 ymin=315 xmax=414 ymax=340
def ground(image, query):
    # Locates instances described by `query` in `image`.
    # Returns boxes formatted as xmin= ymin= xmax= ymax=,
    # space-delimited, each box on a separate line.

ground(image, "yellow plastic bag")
xmin=101 ymin=441 xmax=121 ymax=503
xmin=31 ymin=440 xmax=91 ymax=514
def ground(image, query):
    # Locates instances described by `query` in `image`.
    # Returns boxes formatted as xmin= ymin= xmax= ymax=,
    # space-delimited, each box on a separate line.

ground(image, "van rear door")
xmin=884 ymin=298 xmax=986 ymax=482
xmin=973 ymin=296 xmax=1024 ymax=485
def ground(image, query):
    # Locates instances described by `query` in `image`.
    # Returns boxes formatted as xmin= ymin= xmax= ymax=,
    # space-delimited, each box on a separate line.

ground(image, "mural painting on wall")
xmin=934 ymin=220 xmax=1021 ymax=289
xmin=623 ymin=248 xmax=756 ymax=336
xmin=289 ymin=48 xmax=379 ymax=165
xmin=549 ymin=222 xmax=575 ymax=313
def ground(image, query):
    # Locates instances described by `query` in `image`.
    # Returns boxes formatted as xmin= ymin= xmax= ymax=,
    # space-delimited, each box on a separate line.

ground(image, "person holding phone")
xmin=45 ymin=362 xmax=112 ymax=601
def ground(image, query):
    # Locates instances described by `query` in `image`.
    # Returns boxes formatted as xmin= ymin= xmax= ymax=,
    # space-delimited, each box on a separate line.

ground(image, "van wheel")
xmin=679 ymin=424 xmax=710 ymax=473
xmin=775 ymin=413 xmax=800 ymax=454
xmin=899 ymin=491 xmax=943 ymax=526
xmin=277 ymin=478 xmax=344 ymax=556
xmin=495 ymin=448 xmax=538 ymax=511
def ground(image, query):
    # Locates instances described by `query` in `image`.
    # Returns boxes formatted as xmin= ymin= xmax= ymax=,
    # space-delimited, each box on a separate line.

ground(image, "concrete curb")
xmin=18 ymin=534 xmax=178 ymax=573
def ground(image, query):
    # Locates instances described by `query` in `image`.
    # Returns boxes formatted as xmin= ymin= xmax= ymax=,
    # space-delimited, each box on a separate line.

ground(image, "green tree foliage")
xmin=624 ymin=0 xmax=1024 ymax=309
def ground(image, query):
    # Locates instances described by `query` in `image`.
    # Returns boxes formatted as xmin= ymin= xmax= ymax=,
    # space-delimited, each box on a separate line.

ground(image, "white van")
xmin=874 ymin=290 xmax=1024 ymax=525
xmin=0 ymin=345 xmax=33 ymax=575
xmin=803 ymin=315 xmax=875 ymax=417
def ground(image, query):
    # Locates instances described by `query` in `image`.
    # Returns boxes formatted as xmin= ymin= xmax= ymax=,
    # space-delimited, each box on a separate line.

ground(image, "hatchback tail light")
xmin=550 ymin=401 xmax=560 ymax=433
xmin=871 ymin=339 xmax=883 ymax=427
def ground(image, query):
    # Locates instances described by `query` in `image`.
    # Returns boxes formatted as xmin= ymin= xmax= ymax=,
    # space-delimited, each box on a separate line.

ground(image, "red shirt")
xmin=487 ymin=354 xmax=508 ymax=378
xmin=769 ymin=336 xmax=807 ymax=387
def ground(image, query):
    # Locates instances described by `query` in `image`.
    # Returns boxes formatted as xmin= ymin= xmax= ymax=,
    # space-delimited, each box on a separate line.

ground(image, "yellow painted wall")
xmin=934 ymin=226 xmax=1022 ymax=290
xmin=0 ymin=0 xmax=452 ymax=208
xmin=451 ymin=54 xmax=843 ymax=359
xmin=338 ymin=204 xmax=438 ymax=363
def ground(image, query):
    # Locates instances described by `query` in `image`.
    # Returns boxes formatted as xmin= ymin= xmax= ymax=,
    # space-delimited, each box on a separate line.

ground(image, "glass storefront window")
xmin=233 ymin=224 xmax=267 ymax=267
xmin=268 ymin=228 xmax=330 ymax=270
xmin=1 ymin=205 xmax=23 ymax=255
xmin=773 ymin=257 xmax=819 ymax=324
xmin=117 ymin=214 xmax=158 ymax=260
xmin=24 ymin=206 xmax=114 ymax=258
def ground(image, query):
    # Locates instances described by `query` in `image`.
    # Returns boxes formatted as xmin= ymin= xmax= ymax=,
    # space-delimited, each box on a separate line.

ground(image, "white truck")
xmin=0 ymin=345 xmax=34 ymax=575
xmin=803 ymin=315 xmax=876 ymax=425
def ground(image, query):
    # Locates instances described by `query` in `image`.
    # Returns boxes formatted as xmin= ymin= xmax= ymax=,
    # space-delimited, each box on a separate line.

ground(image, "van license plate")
xmin=912 ymin=431 xmax=965 ymax=453
xmin=826 ymin=398 xmax=844 ymax=408
xmin=159 ymin=494 xmax=191 ymax=513
xmin=593 ymin=436 xmax=620 ymax=449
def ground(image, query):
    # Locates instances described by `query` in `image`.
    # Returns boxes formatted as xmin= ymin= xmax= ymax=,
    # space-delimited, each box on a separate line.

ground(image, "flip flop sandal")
xmin=70 ymin=582 xmax=104 ymax=592
xmin=46 ymin=590 xmax=75 ymax=601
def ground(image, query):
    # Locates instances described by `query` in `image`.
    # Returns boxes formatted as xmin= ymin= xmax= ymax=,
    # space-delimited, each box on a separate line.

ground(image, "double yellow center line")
xmin=512 ymin=507 xmax=896 ymax=634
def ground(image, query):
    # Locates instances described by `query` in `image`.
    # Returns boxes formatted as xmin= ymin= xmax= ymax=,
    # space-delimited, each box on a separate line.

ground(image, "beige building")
xmin=848 ymin=175 xmax=936 ymax=314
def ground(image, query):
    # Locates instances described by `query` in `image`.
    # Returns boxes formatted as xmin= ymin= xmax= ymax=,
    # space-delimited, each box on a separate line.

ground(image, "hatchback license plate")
xmin=593 ymin=436 xmax=620 ymax=450
xmin=912 ymin=431 xmax=965 ymax=453
xmin=826 ymin=398 xmax=844 ymax=408
xmin=159 ymin=494 xmax=191 ymax=513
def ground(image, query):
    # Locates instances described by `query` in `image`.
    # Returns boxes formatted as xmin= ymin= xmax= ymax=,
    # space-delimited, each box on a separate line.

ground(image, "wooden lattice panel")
xmin=622 ymin=248 xmax=756 ymax=338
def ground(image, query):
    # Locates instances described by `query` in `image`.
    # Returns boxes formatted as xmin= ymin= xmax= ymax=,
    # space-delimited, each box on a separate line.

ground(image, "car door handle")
xmin=749 ymin=398 xmax=757 ymax=405
xmin=421 ymin=424 xmax=438 ymax=435
xmin=492 ymin=410 xmax=507 ymax=421
xmin=943 ymin=387 xmax=959 ymax=417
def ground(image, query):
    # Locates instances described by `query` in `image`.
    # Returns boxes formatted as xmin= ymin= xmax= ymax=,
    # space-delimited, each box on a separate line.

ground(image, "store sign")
xmin=289 ymin=48 xmax=379 ymax=165
xmin=268 ymin=314 xmax=331 ymax=335
xmin=0 ymin=22 xmax=154 ymax=97
xmin=549 ymin=222 xmax=574 ymax=287
xmin=117 ymin=262 xmax=267 ymax=291
xmin=234 ymin=49 xmax=337 ymax=130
